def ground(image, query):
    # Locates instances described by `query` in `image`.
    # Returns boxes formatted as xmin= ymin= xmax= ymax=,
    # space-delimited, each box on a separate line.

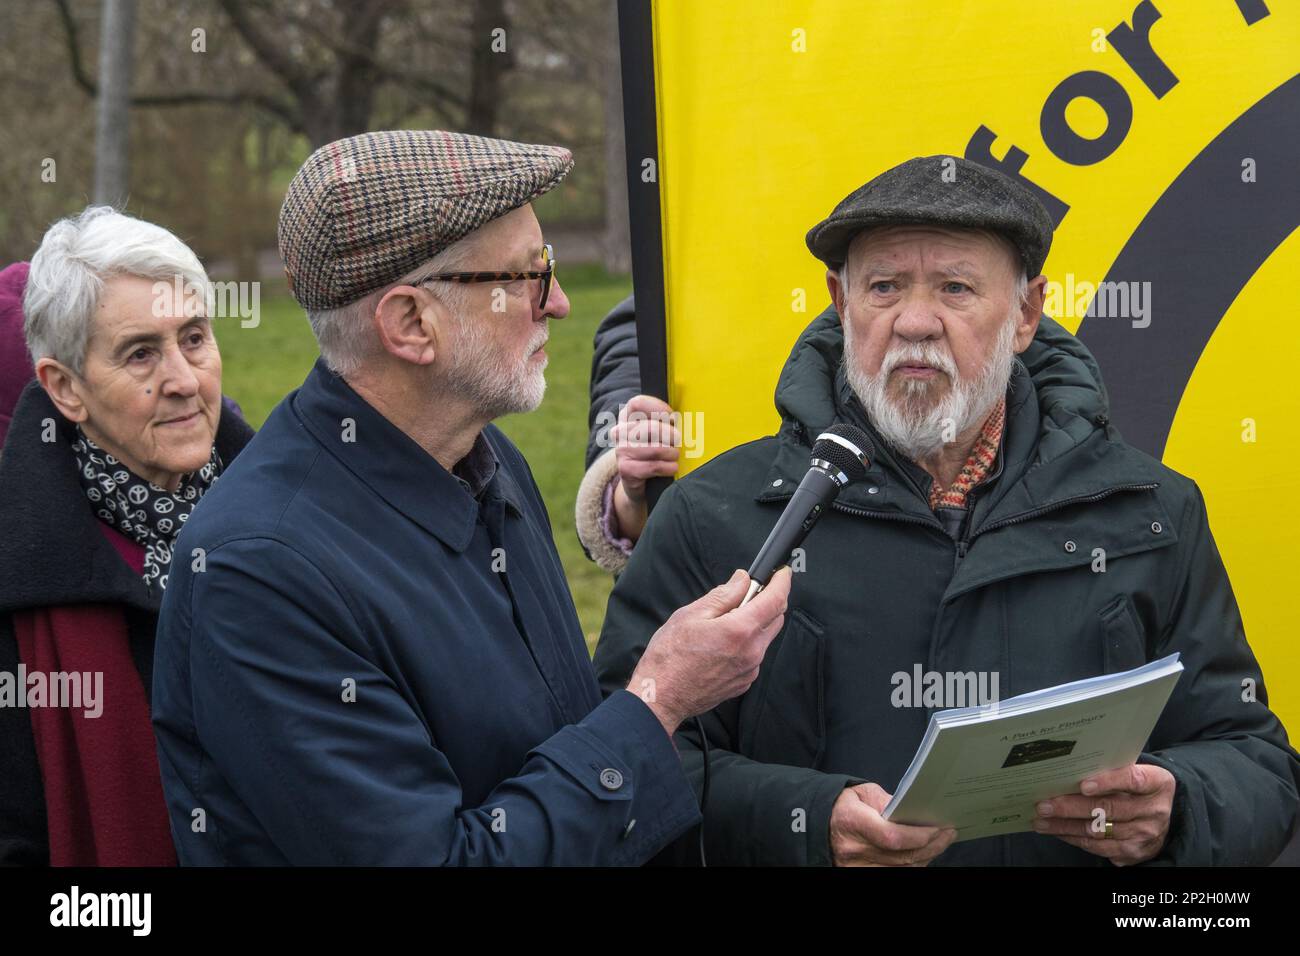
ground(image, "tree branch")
xmin=215 ymin=0 xmax=320 ymax=107
xmin=51 ymin=0 xmax=302 ymax=129
xmin=273 ymin=3 xmax=469 ymax=113
xmin=52 ymin=0 xmax=96 ymax=94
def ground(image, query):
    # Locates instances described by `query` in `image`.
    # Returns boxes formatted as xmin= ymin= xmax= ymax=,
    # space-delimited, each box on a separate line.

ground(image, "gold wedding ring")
xmin=1104 ymin=820 xmax=1115 ymax=839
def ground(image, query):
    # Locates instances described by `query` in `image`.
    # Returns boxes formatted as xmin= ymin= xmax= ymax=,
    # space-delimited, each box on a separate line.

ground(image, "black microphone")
xmin=741 ymin=424 xmax=874 ymax=605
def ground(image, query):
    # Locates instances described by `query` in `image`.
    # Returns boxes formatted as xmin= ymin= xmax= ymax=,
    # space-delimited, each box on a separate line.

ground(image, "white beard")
xmin=843 ymin=305 xmax=1018 ymax=462
xmin=443 ymin=313 xmax=549 ymax=418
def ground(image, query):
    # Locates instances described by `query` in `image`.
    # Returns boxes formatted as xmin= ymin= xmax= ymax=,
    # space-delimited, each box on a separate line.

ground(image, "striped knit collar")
xmin=928 ymin=397 xmax=1007 ymax=511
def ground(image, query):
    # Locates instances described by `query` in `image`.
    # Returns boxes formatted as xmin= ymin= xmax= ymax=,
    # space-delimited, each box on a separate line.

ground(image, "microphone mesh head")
xmin=812 ymin=424 xmax=873 ymax=483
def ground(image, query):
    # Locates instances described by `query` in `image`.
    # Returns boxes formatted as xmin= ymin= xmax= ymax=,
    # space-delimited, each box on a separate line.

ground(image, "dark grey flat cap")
xmin=806 ymin=155 xmax=1054 ymax=277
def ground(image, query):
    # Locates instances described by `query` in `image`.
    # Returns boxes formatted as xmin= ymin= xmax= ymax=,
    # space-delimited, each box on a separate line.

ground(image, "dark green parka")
xmin=593 ymin=306 xmax=1300 ymax=866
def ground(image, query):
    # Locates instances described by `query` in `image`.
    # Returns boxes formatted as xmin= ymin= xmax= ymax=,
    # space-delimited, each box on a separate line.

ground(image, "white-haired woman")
xmin=0 ymin=206 xmax=253 ymax=866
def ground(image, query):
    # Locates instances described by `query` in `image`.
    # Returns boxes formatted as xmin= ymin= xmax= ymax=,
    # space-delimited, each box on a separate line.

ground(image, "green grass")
xmin=215 ymin=268 xmax=630 ymax=653
xmin=210 ymin=278 xmax=320 ymax=424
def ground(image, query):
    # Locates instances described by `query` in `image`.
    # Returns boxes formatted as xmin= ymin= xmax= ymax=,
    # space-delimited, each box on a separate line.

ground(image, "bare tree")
xmin=23 ymin=0 xmax=613 ymax=269
xmin=54 ymin=0 xmax=300 ymax=128
xmin=55 ymin=0 xmax=479 ymax=147
xmin=600 ymin=0 xmax=630 ymax=274
xmin=92 ymin=0 xmax=136 ymax=205
xmin=466 ymin=0 xmax=513 ymax=136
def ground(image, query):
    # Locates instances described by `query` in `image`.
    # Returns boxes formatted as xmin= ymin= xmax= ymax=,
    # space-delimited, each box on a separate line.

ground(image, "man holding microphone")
xmin=152 ymin=130 xmax=791 ymax=865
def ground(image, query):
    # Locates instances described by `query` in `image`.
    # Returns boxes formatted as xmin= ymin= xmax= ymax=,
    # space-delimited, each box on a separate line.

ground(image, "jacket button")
xmin=1064 ymin=540 xmax=1077 ymax=553
xmin=868 ymin=486 xmax=879 ymax=495
xmin=772 ymin=479 xmax=783 ymax=487
xmin=599 ymin=768 xmax=624 ymax=791
xmin=1151 ymin=521 xmax=1163 ymax=534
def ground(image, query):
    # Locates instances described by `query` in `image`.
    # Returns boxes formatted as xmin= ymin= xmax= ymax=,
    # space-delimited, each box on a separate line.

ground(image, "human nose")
xmin=542 ymin=275 xmax=570 ymax=320
xmin=159 ymin=342 xmax=200 ymax=397
xmin=892 ymin=290 xmax=944 ymax=341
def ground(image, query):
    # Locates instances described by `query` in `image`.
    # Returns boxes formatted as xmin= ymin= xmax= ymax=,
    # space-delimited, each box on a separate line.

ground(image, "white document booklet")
xmin=882 ymin=654 xmax=1183 ymax=842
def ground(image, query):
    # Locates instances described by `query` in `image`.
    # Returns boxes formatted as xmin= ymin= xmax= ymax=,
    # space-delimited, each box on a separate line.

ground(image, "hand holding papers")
xmin=883 ymin=655 xmax=1183 ymax=843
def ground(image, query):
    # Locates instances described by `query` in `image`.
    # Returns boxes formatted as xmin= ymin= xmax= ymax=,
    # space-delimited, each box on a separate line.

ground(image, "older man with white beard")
xmin=836 ymin=223 xmax=1031 ymax=547
xmin=151 ymin=130 xmax=792 ymax=865
xmin=594 ymin=155 xmax=1300 ymax=866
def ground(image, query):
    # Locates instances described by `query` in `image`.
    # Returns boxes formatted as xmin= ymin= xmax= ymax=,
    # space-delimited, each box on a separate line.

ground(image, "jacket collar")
xmin=0 ymin=380 xmax=254 ymax=615
xmin=757 ymin=306 xmax=1164 ymax=528
xmin=290 ymin=358 xmax=526 ymax=553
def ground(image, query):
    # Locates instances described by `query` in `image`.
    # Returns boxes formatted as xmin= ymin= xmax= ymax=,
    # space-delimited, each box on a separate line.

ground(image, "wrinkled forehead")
xmin=846 ymin=224 xmax=1019 ymax=276
xmin=89 ymin=273 xmax=208 ymax=343
xmin=98 ymin=273 xmax=206 ymax=326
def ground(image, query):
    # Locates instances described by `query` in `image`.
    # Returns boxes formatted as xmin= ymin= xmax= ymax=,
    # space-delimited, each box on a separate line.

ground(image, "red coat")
xmin=0 ymin=381 xmax=253 ymax=865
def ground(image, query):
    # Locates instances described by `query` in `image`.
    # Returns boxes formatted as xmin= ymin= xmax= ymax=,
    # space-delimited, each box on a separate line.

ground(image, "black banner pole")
xmin=617 ymin=0 xmax=671 ymax=514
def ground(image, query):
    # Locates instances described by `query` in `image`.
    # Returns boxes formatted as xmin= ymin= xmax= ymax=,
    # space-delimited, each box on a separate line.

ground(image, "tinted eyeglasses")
xmin=421 ymin=243 xmax=555 ymax=311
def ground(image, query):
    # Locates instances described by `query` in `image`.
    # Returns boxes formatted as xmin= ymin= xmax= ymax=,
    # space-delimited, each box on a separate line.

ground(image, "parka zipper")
xmin=950 ymin=446 xmax=1003 ymax=569
xmin=830 ymin=500 xmax=944 ymax=532
xmin=767 ymin=482 xmax=1160 ymax=563
xmin=811 ymin=482 xmax=1160 ymax=569
xmin=951 ymin=481 xmax=1159 ymax=570
xmin=976 ymin=482 xmax=1160 ymax=534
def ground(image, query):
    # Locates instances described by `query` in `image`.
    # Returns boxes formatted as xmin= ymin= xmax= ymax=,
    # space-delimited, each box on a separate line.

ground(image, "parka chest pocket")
xmin=738 ymin=608 xmax=827 ymax=768
xmin=1099 ymin=593 xmax=1148 ymax=674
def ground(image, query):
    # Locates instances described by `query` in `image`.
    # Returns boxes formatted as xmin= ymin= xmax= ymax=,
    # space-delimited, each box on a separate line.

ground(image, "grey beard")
xmin=843 ymin=311 xmax=1017 ymax=463
xmin=442 ymin=312 xmax=549 ymax=419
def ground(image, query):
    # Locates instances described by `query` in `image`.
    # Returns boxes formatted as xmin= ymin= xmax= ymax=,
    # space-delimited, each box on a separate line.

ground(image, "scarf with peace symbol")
xmin=71 ymin=425 xmax=222 ymax=591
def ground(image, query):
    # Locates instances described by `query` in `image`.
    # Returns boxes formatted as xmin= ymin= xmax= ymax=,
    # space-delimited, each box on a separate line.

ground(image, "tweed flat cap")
xmin=806 ymin=155 xmax=1054 ymax=277
xmin=278 ymin=129 xmax=574 ymax=311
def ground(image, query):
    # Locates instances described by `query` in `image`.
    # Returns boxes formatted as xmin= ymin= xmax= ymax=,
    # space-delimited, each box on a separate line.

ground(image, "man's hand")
xmin=1032 ymin=763 xmax=1176 ymax=866
xmin=628 ymin=567 xmax=791 ymax=737
xmin=610 ymin=395 xmax=680 ymax=542
xmin=830 ymin=782 xmax=957 ymax=866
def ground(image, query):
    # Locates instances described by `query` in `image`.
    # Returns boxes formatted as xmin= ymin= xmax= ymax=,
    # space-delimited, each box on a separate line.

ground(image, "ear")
xmin=373 ymin=285 xmax=441 ymax=366
xmin=826 ymin=268 xmax=846 ymax=322
xmin=36 ymin=358 xmax=89 ymax=423
xmin=1014 ymin=275 xmax=1048 ymax=353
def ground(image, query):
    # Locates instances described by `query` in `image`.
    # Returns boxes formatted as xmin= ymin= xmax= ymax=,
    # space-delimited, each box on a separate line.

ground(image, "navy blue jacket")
xmin=152 ymin=359 xmax=699 ymax=865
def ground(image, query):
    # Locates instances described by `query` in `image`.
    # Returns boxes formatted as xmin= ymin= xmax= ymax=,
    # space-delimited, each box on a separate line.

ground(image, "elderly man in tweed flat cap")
xmin=594 ymin=155 xmax=1299 ymax=866
xmin=151 ymin=130 xmax=791 ymax=865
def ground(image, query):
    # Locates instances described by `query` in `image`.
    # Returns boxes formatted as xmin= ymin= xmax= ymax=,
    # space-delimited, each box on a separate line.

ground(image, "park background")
xmin=0 ymin=0 xmax=629 ymax=647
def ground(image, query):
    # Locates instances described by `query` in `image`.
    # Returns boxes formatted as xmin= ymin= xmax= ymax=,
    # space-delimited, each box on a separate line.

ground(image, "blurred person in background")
xmin=575 ymin=295 xmax=681 ymax=576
